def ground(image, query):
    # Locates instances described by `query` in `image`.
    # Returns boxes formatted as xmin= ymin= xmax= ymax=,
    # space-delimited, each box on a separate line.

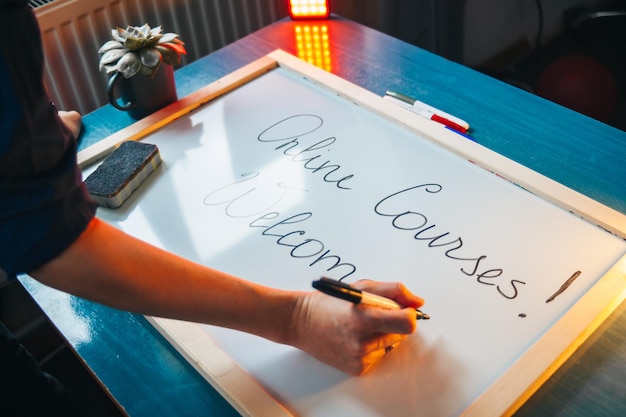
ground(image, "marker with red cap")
xmin=384 ymin=90 xmax=470 ymax=134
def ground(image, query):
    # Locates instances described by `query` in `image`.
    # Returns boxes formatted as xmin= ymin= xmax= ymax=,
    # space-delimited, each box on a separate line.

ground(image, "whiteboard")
xmin=83 ymin=51 xmax=626 ymax=417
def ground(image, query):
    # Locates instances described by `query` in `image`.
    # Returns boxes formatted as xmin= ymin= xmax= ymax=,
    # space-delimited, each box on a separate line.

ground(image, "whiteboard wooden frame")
xmin=79 ymin=50 xmax=626 ymax=417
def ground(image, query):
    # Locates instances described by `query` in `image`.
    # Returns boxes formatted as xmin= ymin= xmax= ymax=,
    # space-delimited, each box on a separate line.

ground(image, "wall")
xmin=333 ymin=0 xmax=605 ymax=67
xmin=332 ymin=0 xmax=465 ymax=62
xmin=462 ymin=0 xmax=602 ymax=67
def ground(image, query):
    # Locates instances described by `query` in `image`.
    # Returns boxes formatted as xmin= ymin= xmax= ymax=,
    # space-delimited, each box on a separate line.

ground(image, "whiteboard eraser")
xmin=84 ymin=141 xmax=161 ymax=208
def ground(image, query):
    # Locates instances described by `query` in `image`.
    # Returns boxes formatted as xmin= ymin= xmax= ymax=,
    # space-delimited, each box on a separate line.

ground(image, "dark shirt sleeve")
xmin=0 ymin=0 xmax=98 ymax=278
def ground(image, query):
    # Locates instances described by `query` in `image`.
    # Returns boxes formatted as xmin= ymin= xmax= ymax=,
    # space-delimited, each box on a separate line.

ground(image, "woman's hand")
xmin=289 ymin=280 xmax=424 ymax=375
xmin=58 ymin=110 xmax=82 ymax=140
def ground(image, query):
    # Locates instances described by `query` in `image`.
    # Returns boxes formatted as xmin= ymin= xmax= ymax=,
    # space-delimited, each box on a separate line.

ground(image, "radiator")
xmin=34 ymin=0 xmax=288 ymax=114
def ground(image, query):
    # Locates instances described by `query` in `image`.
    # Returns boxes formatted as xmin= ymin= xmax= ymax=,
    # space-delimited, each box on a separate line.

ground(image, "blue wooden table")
xmin=22 ymin=16 xmax=626 ymax=416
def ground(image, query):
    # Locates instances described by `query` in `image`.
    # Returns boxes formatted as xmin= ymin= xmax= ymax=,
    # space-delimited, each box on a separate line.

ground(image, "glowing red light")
xmin=288 ymin=0 xmax=330 ymax=19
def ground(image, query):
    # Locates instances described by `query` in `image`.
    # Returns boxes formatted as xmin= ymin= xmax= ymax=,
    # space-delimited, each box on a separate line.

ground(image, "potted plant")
xmin=98 ymin=24 xmax=187 ymax=119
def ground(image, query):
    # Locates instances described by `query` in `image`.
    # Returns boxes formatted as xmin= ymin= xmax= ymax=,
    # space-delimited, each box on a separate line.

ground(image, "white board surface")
xmin=89 ymin=63 xmax=626 ymax=417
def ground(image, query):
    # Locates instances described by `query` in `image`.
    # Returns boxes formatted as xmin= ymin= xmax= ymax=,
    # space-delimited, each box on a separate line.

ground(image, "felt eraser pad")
xmin=84 ymin=141 xmax=161 ymax=208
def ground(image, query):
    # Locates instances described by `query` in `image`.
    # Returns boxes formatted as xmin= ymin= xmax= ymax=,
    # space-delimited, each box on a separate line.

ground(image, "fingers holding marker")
xmin=312 ymin=277 xmax=430 ymax=325
xmin=352 ymin=300 xmax=418 ymax=336
xmin=353 ymin=279 xmax=425 ymax=309
xmin=307 ymin=277 xmax=428 ymax=374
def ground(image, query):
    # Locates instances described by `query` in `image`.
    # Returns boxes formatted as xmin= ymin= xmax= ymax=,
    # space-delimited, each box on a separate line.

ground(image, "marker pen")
xmin=312 ymin=277 xmax=430 ymax=320
xmin=384 ymin=90 xmax=470 ymax=133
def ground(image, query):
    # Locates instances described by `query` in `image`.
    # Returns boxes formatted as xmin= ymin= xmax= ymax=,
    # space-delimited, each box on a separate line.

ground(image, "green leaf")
xmin=139 ymin=65 xmax=158 ymax=77
xmin=140 ymin=48 xmax=162 ymax=68
xmin=124 ymin=37 xmax=147 ymax=50
xmin=115 ymin=52 xmax=142 ymax=78
xmin=143 ymin=35 xmax=163 ymax=48
xmin=104 ymin=64 xmax=118 ymax=74
xmin=154 ymin=45 xmax=179 ymax=66
xmin=98 ymin=40 xmax=124 ymax=54
xmin=98 ymin=48 xmax=128 ymax=71
xmin=138 ymin=23 xmax=151 ymax=37
xmin=158 ymin=33 xmax=178 ymax=44
xmin=150 ymin=25 xmax=163 ymax=37
xmin=112 ymin=27 xmax=126 ymax=42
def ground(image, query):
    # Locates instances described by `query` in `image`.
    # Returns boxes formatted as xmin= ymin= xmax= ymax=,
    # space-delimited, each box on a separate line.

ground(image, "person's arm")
xmin=31 ymin=217 xmax=423 ymax=375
